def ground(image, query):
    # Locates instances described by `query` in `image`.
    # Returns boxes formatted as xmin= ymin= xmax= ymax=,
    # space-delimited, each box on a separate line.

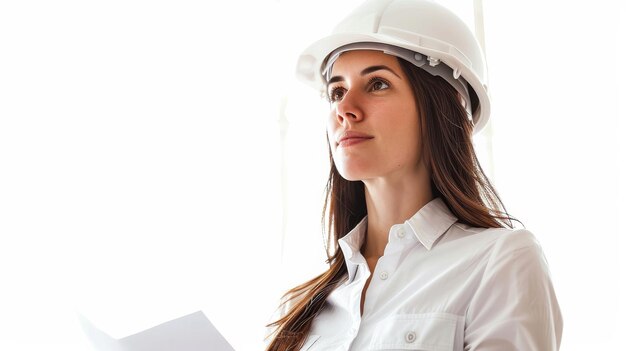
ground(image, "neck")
xmin=361 ymin=164 xmax=433 ymax=259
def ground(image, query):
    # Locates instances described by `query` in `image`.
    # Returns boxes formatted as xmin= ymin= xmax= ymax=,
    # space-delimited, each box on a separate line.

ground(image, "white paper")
xmin=80 ymin=311 xmax=235 ymax=351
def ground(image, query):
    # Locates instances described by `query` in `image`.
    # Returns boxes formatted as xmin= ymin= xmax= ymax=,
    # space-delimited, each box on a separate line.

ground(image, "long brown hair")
xmin=265 ymin=57 xmax=516 ymax=351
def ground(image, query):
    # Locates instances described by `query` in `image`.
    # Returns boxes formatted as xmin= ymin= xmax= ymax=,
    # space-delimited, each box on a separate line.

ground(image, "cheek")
xmin=383 ymin=108 xmax=422 ymax=158
xmin=401 ymin=118 xmax=422 ymax=152
xmin=404 ymin=118 xmax=424 ymax=162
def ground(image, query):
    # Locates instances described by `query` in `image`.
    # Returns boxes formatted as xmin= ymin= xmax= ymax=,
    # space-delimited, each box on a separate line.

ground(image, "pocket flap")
xmin=370 ymin=313 xmax=458 ymax=350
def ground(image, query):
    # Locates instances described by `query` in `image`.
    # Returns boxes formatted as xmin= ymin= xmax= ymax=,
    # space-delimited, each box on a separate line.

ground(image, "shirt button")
xmin=396 ymin=228 xmax=406 ymax=238
xmin=405 ymin=331 xmax=416 ymax=343
xmin=379 ymin=271 xmax=389 ymax=280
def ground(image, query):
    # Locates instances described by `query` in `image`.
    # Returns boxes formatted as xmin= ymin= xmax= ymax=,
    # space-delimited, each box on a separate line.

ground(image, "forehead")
xmin=329 ymin=50 xmax=401 ymax=76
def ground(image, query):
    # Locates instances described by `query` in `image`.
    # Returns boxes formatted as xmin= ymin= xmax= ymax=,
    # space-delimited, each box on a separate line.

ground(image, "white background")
xmin=0 ymin=1 xmax=624 ymax=350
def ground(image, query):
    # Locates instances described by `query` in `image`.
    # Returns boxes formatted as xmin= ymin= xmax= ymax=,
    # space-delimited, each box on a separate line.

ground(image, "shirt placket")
xmin=349 ymin=224 xmax=413 ymax=349
xmin=339 ymin=252 xmax=368 ymax=351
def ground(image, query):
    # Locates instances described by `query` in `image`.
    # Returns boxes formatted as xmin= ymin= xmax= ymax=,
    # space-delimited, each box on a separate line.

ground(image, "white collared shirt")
xmin=300 ymin=197 xmax=563 ymax=351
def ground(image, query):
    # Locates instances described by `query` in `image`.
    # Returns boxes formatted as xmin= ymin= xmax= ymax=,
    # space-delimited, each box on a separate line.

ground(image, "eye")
xmin=327 ymin=86 xmax=346 ymax=103
xmin=368 ymin=77 xmax=390 ymax=91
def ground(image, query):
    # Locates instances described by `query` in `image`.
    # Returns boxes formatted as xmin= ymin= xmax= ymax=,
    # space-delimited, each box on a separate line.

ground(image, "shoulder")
xmin=449 ymin=223 xmax=544 ymax=257
xmin=447 ymin=225 xmax=556 ymax=295
xmin=461 ymin=226 xmax=563 ymax=348
xmin=442 ymin=224 xmax=553 ymax=278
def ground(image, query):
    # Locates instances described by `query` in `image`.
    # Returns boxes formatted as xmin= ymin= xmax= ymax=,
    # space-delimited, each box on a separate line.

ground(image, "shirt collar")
xmin=337 ymin=217 xmax=367 ymax=283
xmin=405 ymin=197 xmax=458 ymax=250
xmin=338 ymin=197 xmax=458 ymax=262
xmin=338 ymin=216 xmax=367 ymax=261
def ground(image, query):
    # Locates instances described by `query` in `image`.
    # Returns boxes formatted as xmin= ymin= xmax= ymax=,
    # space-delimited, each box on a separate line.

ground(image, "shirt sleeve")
xmin=464 ymin=229 xmax=563 ymax=351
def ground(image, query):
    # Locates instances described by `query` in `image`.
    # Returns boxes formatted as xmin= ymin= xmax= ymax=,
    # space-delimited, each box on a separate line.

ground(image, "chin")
xmin=336 ymin=165 xmax=372 ymax=182
xmin=339 ymin=174 xmax=362 ymax=182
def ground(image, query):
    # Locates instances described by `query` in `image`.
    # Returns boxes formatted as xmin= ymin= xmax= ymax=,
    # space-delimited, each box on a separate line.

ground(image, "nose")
xmin=335 ymin=91 xmax=364 ymax=124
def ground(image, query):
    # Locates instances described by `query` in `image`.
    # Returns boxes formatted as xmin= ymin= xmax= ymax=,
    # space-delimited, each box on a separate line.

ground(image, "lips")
xmin=337 ymin=131 xmax=374 ymax=147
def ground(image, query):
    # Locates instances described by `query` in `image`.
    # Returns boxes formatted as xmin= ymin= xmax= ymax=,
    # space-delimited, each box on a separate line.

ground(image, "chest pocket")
xmin=369 ymin=313 xmax=459 ymax=351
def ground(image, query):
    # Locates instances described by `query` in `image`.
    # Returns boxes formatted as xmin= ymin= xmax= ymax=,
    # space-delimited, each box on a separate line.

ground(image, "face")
xmin=326 ymin=50 xmax=424 ymax=182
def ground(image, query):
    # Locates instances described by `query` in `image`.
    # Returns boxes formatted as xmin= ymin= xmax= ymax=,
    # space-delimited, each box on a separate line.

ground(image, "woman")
xmin=267 ymin=0 xmax=563 ymax=350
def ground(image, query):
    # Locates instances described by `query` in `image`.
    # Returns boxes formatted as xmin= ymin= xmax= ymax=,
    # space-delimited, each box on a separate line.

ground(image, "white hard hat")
xmin=296 ymin=0 xmax=490 ymax=134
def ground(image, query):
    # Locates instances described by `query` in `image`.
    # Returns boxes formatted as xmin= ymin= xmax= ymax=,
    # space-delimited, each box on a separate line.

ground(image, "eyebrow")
xmin=327 ymin=65 xmax=401 ymax=85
